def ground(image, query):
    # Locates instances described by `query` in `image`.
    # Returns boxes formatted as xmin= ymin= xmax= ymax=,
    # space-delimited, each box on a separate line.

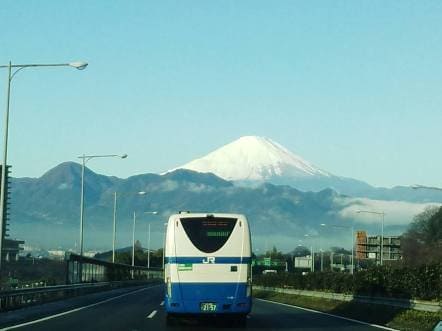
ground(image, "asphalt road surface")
xmin=0 ymin=284 xmax=395 ymax=331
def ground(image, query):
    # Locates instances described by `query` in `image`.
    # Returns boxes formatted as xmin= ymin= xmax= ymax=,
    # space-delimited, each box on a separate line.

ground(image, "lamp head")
xmin=121 ymin=154 xmax=128 ymax=159
xmin=69 ymin=61 xmax=88 ymax=70
xmin=411 ymin=185 xmax=423 ymax=190
xmin=144 ymin=211 xmax=158 ymax=215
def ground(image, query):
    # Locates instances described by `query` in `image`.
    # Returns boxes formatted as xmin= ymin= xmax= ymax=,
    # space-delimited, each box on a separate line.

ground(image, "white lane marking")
xmin=1 ymin=285 xmax=162 ymax=331
xmin=160 ymin=301 xmax=164 ymax=306
xmin=146 ymin=310 xmax=157 ymax=319
xmin=255 ymin=298 xmax=399 ymax=331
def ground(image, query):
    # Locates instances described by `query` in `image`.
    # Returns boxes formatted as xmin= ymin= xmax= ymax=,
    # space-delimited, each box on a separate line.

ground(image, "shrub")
xmin=253 ymin=263 xmax=442 ymax=300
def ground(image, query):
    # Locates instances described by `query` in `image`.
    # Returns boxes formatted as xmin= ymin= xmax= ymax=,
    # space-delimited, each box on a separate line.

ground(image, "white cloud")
xmin=185 ymin=183 xmax=213 ymax=193
xmin=158 ymin=180 xmax=179 ymax=191
xmin=336 ymin=197 xmax=440 ymax=226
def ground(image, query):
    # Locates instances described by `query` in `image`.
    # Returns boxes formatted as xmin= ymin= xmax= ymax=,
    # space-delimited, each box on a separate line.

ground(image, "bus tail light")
xmin=246 ymin=286 xmax=251 ymax=297
xmin=167 ymin=277 xmax=172 ymax=297
xmin=246 ymin=264 xmax=252 ymax=297
xmin=246 ymin=277 xmax=252 ymax=297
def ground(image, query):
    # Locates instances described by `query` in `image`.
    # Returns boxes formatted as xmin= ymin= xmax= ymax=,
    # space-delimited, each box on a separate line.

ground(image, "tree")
xmin=134 ymin=240 xmax=142 ymax=250
xmin=115 ymin=251 xmax=132 ymax=265
xmin=292 ymin=245 xmax=311 ymax=257
xmin=265 ymin=246 xmax=284 ymax=259
xmin=330 ymin=247 xmax=351 ymax=255
xmin=402 ymin=206 xmax=442 ymax=266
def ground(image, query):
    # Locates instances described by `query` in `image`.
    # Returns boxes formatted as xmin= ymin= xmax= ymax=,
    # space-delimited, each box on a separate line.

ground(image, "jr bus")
xmin=164 ymin=212 xmax=252 ymax=321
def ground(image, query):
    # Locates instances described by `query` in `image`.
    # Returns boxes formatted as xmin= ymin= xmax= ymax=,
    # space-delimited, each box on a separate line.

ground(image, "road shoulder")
xmin=254 ymin=289 xmax=441 ymax=331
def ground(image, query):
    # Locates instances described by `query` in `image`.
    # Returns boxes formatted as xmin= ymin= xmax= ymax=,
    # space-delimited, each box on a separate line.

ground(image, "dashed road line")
xmin=146 ymin=310 xmax=157 ymax=319
xmin=256 ymin=298 xmax=399 ymax=331
xmin=160 ymin=301 xmax=164 ymax=306
xmin=1 ymin=285 xmax=162 ymax=330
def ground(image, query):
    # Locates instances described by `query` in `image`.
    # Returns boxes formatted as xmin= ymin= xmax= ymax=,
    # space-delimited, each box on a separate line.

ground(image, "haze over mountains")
xmin=9 ymin=136 xmax=441 ymax=252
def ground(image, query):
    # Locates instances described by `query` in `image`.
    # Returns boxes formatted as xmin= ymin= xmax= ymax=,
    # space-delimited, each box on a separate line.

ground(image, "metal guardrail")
xmin=65 ymin=253 xmax=163 ymax=284
xmin=0 ymin=280 xmax=161 ymax=312
xmin=0 ymin=253 xmax=164 ymax=311
xmin=254 ymin=286 xmax=442 ymax=313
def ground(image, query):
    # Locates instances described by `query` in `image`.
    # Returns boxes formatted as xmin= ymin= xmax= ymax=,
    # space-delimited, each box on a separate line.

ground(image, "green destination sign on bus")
xmin=206 ymin=231 xmax=230 ymax=237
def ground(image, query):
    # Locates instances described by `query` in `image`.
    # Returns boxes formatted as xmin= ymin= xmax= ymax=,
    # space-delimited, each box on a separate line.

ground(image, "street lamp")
xmin=144 ymin=211 xmax=158 ymax=269
xmin=321 ymin=223 xmax=355 ymax=274
xmin=304 ymin=234 xmax=315 ymax=272
xmin=68 ymin=62 xmax=88 ymax=70
xmin=132 ymin=211 xmax=137 ymax=279
xmin=163 ymin=222 xmax=168 ymax=270
xmin=411 ymin=184 xmax=442 ymax=191
xmin=308 ymin=231 xmax=324 ymax=272
xmin=112 ymin=191 xmax=146 ymax=263
xmin=315 ymin=227 xmax=327 ymax=272
xmin=78 ymin=154 xmax=127 ymax=258
xmin=131 ymin=210 xmax=158 ymax=277
xmin=356 ymin=210 xmax=385 ymax=266
xmin=0 ymin=61 xmax=87 ymax=269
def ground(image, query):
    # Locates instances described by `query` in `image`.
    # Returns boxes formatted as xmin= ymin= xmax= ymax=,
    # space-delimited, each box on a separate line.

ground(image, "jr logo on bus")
xmin=202 ymin=257 xmax=216 ymax=264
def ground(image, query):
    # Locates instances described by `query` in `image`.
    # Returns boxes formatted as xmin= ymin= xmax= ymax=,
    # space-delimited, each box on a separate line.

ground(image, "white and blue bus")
xmin=164 ymin=212 xmax=252 ymax=320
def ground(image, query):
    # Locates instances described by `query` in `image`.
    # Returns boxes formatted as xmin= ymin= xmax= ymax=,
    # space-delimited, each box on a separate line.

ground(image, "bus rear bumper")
xmin=165 ymin=297 xmax=252 ymax=315
xmin=165 ymin=282 xmax=252 ymax=314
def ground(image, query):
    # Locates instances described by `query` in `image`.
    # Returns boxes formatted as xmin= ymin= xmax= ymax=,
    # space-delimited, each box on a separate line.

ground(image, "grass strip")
xmin=254 ymin=289 xmax=441 ymax=331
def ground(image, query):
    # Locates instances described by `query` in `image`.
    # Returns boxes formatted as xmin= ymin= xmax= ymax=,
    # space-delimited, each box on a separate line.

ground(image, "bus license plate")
xmin=200 ymin=302 xmax=217 ymax=312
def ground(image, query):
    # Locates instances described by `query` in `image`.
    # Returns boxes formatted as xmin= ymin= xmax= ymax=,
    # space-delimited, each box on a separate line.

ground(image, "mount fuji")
xmin=168 ymin=136 xmax=373 ymax=195
xmin=168 ymin=136 xmax=442 ymax=202
xmin=171 ymin=136 xmax=331 ymax=181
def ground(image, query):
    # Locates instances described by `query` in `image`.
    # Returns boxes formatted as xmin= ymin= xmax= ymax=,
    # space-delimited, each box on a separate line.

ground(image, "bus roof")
xmin=170 ymin=212 xmax=247 ymax=219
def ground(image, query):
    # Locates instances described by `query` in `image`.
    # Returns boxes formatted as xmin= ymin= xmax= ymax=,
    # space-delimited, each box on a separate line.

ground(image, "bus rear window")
xmin=180 ymin=217 xmax=237 ymax=253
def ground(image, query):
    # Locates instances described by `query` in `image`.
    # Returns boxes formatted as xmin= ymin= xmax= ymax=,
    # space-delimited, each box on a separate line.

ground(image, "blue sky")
xmin=1 ymin=1 xmax=442 ymax=187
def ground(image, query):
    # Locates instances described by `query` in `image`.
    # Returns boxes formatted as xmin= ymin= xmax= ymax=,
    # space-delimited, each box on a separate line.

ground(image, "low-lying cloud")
xmin=336 ymin=197 xmax=440 ymax=226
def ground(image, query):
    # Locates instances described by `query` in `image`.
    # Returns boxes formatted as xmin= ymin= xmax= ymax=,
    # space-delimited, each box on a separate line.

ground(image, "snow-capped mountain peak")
xmin=168 ymin=136 xmax=331 ymax=181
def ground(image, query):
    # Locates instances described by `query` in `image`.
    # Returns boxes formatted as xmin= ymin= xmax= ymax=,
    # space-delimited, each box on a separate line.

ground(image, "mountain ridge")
xmin=9 ymin=162 xmax=438 ymax=251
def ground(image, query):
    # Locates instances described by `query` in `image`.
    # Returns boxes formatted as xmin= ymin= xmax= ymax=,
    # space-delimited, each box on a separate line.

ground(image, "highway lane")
xmin=1 ymin=285 xmax=395 ymax=331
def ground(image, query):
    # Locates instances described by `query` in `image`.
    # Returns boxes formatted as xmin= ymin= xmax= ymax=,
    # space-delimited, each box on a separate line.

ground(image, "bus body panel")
xmin=164 ymin=213 xmax=252 ymax=315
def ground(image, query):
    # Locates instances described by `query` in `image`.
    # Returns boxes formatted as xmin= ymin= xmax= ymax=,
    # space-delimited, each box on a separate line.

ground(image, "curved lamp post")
xmin=144 ymin=211 xmax=158 ymax=269
xmin=0 ymin=61 xmax=87 ymax=270
xmin=131 ymin=210 xmax=157 ymax=279
xmin=112 ymin=191 xmax=146 ymax=263
xmin=321 ymin=223 xmax=355 ymax=274
xmin=411 ymin=184 xmax=442 ymax=191
xmin=303 ymin=234 xmax=316 ymax=272
xmin=163 ymin=222 xmax=168 ymax=269
xmin=78 ymin=153 xmax=127 ymax=258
